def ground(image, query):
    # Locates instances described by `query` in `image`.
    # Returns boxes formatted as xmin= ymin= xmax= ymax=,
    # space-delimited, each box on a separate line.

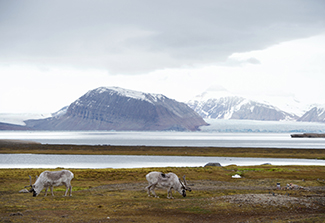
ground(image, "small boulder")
xmin=204 ymin=162 xmax=222 ymax=167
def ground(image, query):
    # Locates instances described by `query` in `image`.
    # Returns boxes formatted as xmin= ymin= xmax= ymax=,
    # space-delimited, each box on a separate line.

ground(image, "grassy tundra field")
xmin=0 ymin=141 xmax=325 ymax=222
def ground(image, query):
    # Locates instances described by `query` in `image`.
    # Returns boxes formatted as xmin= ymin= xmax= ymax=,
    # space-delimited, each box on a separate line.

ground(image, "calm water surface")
xmin=1 ymin=154 xmax=324 ymax=169
xmin=1 ymin=131 xmax=324 ymax=168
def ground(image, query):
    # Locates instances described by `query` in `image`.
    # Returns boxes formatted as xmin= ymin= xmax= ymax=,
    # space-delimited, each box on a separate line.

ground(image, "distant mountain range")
xmin=298 ymin=107 xmax=325 ymax=123
xmin=1 ymin=86 xmax=325 ymax=132
xmin=24 ymin=87 xmax=208 ymax=131
xmin=187 ymin=88 xmax=325 ymax=123
xmin=188 ymin=95 xmax=298 ymax=121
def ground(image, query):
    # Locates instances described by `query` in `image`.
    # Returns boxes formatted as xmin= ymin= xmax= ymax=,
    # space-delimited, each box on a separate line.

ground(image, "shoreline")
xmin=1 ymin=139 xmax=325 ymax=160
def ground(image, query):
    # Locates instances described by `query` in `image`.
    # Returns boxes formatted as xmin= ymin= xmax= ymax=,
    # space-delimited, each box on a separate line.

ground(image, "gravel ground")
xmin=220 ymin=193 xmax=320 ymax=208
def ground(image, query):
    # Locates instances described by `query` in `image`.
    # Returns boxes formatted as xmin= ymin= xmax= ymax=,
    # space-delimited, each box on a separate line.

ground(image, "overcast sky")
xmin=1 ymin=0 xmax=325 ymax=113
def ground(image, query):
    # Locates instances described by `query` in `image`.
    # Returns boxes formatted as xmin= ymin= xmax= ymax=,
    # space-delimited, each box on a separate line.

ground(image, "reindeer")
xmin=25 ymin=170 xmax=74 ymax=197
xmin=145 ymin=171 xmax=191 ymax=199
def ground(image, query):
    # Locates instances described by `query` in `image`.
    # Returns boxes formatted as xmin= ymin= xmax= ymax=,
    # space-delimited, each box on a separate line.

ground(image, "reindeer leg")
xmin=44 ymin=186 xmax=48 ymax=196
xmin=151 ymin=185 xmax=159 ymax=198
xmin=69 ymin=185 xmax=72 ymax=197
xmin=167 ymin=188 xmax=174 ymax=199
xmin=51 ymin=186 xmax=54 ymax=196
xmin=64 ymin=185 xmax=69 ymax=196
xmin=146 ymin=184 xmax=159 ymax=198
xmin=146 ymin=184 xmax=152 ymax=197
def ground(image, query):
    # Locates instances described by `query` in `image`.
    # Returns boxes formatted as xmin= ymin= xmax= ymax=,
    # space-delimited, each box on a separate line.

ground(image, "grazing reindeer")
xmin=146 ymin=171 xmax=191 ymax=199
xmin=26 ymin=170 xmax=74 ymax=197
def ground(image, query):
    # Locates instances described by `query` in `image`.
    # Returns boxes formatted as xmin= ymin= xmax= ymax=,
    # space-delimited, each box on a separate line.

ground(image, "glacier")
xmin=200 ymin=119 xmax=325 ymax=133
xmin=0 ymin=113 xmax=51 ymax=126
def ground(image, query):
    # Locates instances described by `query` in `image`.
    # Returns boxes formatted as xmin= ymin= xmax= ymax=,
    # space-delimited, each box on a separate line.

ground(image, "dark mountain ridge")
xmin=25 ymin=87 xmax=208 ymax=131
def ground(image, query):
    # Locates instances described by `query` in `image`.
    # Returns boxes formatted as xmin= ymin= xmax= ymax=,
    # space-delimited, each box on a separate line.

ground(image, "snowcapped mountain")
xmin=187 ymin=88 xmax=298 ymax=121
xmin=25 ymin=87 xmax=207 ymax=131
xmin=298 ymin=104 xmax=325 ymax=123
xmin=247 ymin=94 xmax=307 ymax=118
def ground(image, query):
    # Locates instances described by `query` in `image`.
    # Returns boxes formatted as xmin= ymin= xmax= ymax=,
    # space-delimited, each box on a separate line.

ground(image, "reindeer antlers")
xmin=182 ymin=175 xmax=192 ymax=192
xmin=24 ymin=175 xmax=33 ymax=188
xmin=178 ymin=178 xmax=186 ymax=188
xmin=182 ymin=175 xmax=188 ymax=185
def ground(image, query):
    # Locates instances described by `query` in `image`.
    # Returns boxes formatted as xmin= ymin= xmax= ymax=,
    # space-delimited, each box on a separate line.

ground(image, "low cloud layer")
xmin=1 ymin=0 xmax=325 ymax=74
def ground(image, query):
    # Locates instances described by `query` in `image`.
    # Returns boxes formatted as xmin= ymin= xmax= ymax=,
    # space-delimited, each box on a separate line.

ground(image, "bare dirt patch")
xmin=221 ymin=193 xmax=319 ymax=208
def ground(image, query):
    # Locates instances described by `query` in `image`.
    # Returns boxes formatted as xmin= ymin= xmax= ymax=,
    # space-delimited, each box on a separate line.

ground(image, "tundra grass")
xmin=0 ymin=166 xmax=324 ymax=222
xmin=0 ymin=141 xmax=324 ymax=222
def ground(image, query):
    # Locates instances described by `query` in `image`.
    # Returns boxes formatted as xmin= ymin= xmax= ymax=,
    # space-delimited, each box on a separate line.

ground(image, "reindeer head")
xmin=25 ymin=175 xmax=38 ymax=197
xmin=178 ymin=178 xmax=187 ymax=197
xmin=178 ymin=175 xmax=192 ymax=197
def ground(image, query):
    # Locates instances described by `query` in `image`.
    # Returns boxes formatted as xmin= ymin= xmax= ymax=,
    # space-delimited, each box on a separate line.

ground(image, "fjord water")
xmin=1 ymin=154 xmax=324 ymax=169
xmin=1 ymin=131 xmax=325 ymax=148
xmin=1 ymin=130 xmax=325 ymax=168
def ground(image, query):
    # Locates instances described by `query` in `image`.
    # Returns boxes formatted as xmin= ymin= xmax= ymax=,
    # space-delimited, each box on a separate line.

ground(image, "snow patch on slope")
xmin=247 ymin=94 xmax=307 ymax=117
xmin=91 ymin=86 xmax=166 ymax=104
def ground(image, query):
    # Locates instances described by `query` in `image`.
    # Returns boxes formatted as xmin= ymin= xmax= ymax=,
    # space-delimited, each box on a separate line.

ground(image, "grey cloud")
xmin=246 ymin=58 xmax=261 ymax=65
xmin=1 ymin=0 xmax=325 ymax=73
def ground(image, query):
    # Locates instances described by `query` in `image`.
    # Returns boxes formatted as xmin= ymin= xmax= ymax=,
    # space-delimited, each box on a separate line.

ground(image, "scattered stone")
xmin=9 ymin=212 xmax=23 ymax=216
xmin=232 ymin=174 xmax=241 ymax=179
xmin=283 ymin=183 xmax=306 ymax=190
